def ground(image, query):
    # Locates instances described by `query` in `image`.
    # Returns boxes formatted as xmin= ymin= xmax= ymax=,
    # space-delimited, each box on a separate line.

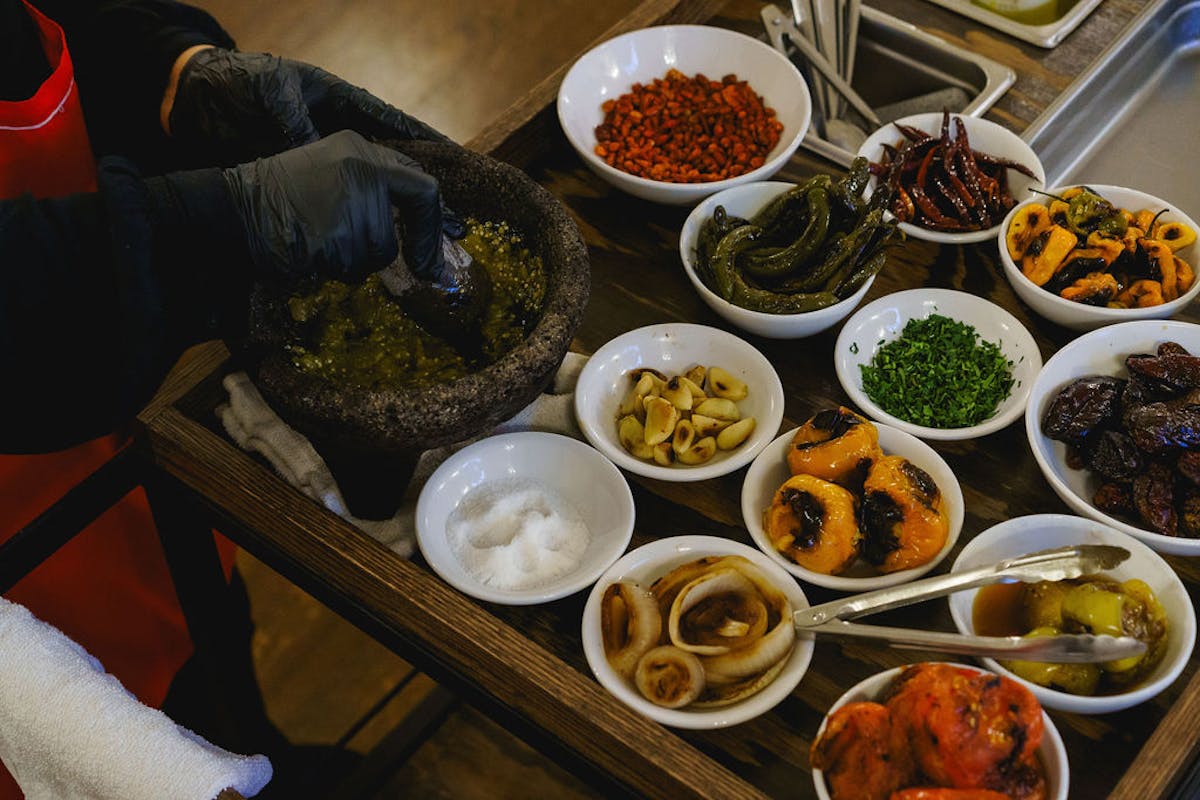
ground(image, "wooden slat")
xmin=1110 ymin=666 xmax=1200 ymax=800
xmin=136 ymin=405 xmax=766 ymax=800
xmin=465 ymin=0 xmax=728 ymax=164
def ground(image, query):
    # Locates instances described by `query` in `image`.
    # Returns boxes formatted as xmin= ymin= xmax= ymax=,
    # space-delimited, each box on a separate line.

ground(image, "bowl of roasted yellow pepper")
xmin=998 ymin=185 xmax=1199 ymax=331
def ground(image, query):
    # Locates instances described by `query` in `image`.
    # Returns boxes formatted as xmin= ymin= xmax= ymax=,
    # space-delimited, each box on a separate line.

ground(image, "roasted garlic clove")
xmin=672 ymin=419 xmax=697 ymax=455
xmin=661 ymin=377 xmax=694 ymax=411
xmin=677 ymin=375 xmax=707 ymax=403
xmin=684 ymin=365 xmax=707 ymax=387
xmin=643 ymin=396 xmax=680 ymax=446
xmin=633 ymin=371 xmax=663 ymax=399
xmin=618 ymin=415 xmax=654 ymax=459
xmin=677 ymin=436 xmax=717 ymax=465
xmin=695 ymin=398 xmax=740 ymax=421
xmin=653 ymin=442 xmax=675 ymax=467
xmin=716 ymin=417 xmax=756 ymax=450
xmin=707 ymin=367 xmax=748 ymax=401
xmin=691 ymin=413 xmax=732 ymax=438
xmin=629 ymin=366 xmax=667 ymax=383
xmin=616 ymin=388 xmax=641 ymax=419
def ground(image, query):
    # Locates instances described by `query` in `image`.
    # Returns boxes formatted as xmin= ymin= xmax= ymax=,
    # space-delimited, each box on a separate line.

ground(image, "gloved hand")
xmin=222 ymin=130 xmax=443 ymax=279
xmin=169 ymin=47 xmax=448 ymax=166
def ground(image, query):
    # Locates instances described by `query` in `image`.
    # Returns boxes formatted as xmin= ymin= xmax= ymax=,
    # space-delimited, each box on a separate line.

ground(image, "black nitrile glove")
xmin=170 ymin=47 xmax=448 ymax=166
xmin=222 ymin=130 xmax=443 ymax=279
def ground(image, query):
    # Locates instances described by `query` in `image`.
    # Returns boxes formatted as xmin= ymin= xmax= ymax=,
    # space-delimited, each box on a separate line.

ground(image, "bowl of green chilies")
xmin=679 ymin=159 xmax=899 ymax=339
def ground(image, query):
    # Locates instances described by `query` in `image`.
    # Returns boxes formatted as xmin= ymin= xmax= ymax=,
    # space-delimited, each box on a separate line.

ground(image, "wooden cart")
xmin=127 ymin=0 xmax=1200 ymax=796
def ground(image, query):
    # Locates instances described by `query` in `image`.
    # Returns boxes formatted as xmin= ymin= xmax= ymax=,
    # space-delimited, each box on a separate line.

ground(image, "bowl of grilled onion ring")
xmin=581 ymin=535 xmax=814 ymax=729
xmin=811 ymin=662 xmax=1068 ymax=800
xmin=741 ymin=408 xmax=964 ymax=591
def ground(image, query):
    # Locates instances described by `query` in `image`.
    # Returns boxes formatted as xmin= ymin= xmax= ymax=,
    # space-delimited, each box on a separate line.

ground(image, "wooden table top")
xmin=138 ymin=0 xmax=1200 ymax=797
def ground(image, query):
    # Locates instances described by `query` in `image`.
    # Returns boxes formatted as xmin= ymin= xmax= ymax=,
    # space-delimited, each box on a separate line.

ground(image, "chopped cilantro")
xmin=859 ymin=314 xmax=1014 ymax=428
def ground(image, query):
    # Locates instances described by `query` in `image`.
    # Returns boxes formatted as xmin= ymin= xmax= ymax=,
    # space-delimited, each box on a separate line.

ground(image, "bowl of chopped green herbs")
xmin=834 ymin=289 xmax=1043 ymax=441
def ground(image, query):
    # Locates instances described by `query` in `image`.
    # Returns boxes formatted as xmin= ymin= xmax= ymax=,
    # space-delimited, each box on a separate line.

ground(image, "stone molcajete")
xmin=240 ymin=140 xmax=590 ymax=517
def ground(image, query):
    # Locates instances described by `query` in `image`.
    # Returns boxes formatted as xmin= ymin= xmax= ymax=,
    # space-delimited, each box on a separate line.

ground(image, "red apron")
xmin=0 ymin=5 xmax=234 ymax=797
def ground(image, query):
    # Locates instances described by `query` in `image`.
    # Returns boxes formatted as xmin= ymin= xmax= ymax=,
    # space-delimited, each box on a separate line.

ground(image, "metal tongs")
xmin=793 ymin=545 xmax=1148 ymax=663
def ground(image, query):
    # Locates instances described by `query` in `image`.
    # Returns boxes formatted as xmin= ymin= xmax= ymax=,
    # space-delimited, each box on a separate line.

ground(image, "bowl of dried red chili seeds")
xmin=557 ymin=25 xmax=811 ymax=205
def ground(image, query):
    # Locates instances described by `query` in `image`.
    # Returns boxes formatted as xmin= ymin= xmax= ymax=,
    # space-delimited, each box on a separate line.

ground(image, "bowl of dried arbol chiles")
xmin=1000 ymin=184 xmax=1199 ymax=331
xmin=858 ymin=111 xmax=1045 ymax=244
xmin=1026 ymin=320 xmax=1200 ymax=556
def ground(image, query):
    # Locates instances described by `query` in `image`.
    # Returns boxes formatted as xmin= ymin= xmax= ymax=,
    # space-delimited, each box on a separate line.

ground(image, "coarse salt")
xmin=446 ymin=477 xmax=591 ymax=591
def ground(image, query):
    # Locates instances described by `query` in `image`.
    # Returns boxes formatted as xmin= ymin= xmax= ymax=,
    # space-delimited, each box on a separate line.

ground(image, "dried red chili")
xmin=592 ymin=69 xmax=784 ymax=183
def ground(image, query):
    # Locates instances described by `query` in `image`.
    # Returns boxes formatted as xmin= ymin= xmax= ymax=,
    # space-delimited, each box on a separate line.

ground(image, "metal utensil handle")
xmin=807 ymin=619 xmax=1147 ymax=663
xmin=780 ymin=24 xmax=881 ymax=128
xmin=795 ymin=544 xmax=1130 ymax=627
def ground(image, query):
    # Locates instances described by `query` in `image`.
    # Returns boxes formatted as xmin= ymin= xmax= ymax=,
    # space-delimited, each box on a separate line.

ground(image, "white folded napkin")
xmin=0 ymin=598 xmax=272 ymax=800
xmin=216 ymin=353 xmax=587 ymax=557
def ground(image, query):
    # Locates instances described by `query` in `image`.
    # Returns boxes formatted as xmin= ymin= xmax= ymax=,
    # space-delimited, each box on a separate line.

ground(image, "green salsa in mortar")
xmin=286 ymin=219 xmax=546 ymax=390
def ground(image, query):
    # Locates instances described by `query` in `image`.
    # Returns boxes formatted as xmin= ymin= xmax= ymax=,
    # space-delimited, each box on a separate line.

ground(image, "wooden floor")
xmin=184 ymin=1 xmax=640 ymax=796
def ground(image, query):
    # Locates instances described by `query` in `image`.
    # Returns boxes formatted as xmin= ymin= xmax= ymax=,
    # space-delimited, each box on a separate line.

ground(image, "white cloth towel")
xmin=0 ymin=598 xmax=272 ymax=800
xmin=216 ymin=353 xmax=587 ymax=557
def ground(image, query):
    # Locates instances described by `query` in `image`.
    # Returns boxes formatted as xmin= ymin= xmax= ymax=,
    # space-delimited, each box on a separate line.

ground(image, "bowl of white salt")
xmin=415 ymin=431 xmax=636 ymax=604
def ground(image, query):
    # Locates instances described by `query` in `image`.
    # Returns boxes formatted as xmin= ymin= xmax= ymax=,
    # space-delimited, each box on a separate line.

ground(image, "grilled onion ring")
xmin=667 ymin=557 xmax=795 ymax=685
xmin=668 ymin=568 xmax=769 ymax=655
xmin=600 ymin=581 xmax=662 ymax=678
xmin=634 ymin=645 xmax=706 ymax=708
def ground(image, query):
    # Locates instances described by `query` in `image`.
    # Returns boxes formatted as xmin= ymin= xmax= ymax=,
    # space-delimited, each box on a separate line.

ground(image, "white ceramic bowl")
xmin=741 ymin=422 xmax=964 ymax=591
xmin=415 ymin=431 xmax=634 ymax=604
xmin=948 ymin=514 xmax=1196 ymax=714
xmin=812 ymin=663 xmax=1069 ymax=800
xmin=679 ymin=181 xmax=876 ymax=338
xmin=574 ymin=323 xmax=785 ymax=481
xmin=834 ymin=288 xmax=1043 ymax=441
xmin=1025 ymin=319 xmax=1200 ymax=556
xmin=857 ymin=113 xmax=1045 ymax=244
xmin=581 ymin=534 xmax=814 ymax=728
xmin=998 ymin=185 xmax=1200 ymax=332
xmin=557 ymin=25 xmax=811 ymax=206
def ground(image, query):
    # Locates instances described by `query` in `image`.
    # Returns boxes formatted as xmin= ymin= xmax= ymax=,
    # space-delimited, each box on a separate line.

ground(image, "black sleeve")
xmin=0 ymin=158 xmax=251 ymax=453
xmin=32 ymin=0 xmax=236 ymax=171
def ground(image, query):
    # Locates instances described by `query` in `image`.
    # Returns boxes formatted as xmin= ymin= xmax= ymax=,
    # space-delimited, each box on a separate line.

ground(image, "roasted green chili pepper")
xmin=1067 ymin=189 xmax=1127 ymax=237
xmin=742 ymin=185 xmax=832 ymax=278
xmin=711 ymin=224 xmax=761 ymax=301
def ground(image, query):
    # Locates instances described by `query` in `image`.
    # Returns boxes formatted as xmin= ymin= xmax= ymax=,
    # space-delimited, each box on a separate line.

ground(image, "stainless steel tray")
xmin=795 ymin=4 xmax=1015 ymax=167
xmin=1023 ymin=0 xmax=1200 ymax=217
xmin=921 ymin=0 xmax=1105 ymax=48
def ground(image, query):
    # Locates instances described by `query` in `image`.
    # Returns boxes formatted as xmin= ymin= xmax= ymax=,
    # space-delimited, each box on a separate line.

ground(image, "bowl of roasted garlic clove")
xmin=573 ymin=323 xmax=784 ymax=481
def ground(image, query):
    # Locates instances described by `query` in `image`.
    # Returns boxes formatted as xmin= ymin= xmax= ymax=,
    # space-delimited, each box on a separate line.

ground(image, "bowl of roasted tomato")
xmin=857 ymin=112 xmax=1045 ymax=244
xmin=1026 ymin=320 xmax=1200 ymax=556
xmin=581 ymin=535 xmax=815 ymax=728
xmin=947 ymin=514 xmax=1195 ymax=715
xmin=811 ymin=662 xmax=1068 ymax=800
xmin=741 ymin=407 xmax=964 ymax=591
xmin=999 ymin=185 xmax=1199 ymax=331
